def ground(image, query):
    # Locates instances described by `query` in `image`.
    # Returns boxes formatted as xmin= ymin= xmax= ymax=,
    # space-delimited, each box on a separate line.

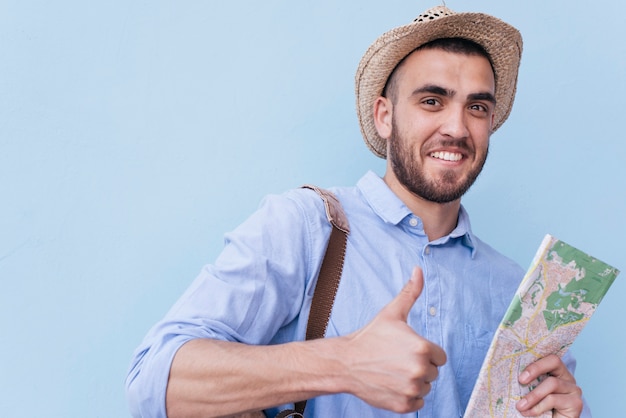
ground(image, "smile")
xmin=430 ymin=151 xmax=463 ymax=162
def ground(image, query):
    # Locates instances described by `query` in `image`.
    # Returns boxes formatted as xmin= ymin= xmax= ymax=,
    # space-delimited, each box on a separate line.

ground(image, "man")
xmin=126 ymin=6 xmax=587 ymax=418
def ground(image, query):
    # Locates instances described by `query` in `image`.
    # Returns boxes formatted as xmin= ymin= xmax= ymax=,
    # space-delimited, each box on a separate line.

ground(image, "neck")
xmin=383 ymin=170 xmax=461 ymax=242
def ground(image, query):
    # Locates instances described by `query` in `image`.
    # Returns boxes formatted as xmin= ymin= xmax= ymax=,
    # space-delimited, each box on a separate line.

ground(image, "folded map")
xmin=464 ymin=234 xmax=619 ymax=417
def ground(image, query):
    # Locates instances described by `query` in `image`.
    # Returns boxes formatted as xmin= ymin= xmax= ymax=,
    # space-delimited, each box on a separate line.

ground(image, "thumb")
xmin=383 ymin=267 xmax=424 ymax=322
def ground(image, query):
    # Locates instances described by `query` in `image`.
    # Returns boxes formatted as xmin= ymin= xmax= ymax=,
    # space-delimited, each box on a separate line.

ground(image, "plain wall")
xmin=1 ymin=1 xmax=624 ymax=416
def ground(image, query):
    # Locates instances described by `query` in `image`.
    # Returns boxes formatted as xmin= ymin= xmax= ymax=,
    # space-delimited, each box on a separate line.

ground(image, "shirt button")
xmin=424 ymin=246 xmax=431 ymax=255
xmin=409 ymin=218 xmax=418 ymax=227
xmin=429 ymin=306 xmax=437 ymax=316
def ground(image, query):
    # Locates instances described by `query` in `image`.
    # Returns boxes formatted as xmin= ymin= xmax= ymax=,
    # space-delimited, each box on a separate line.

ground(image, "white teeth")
xmin=431 ymin=151 xmax=462 ymax=162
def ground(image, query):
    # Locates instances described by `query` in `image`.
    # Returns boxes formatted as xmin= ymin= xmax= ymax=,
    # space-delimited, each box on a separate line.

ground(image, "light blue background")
xmin=1 ymin=1 xmax=624 ymax=417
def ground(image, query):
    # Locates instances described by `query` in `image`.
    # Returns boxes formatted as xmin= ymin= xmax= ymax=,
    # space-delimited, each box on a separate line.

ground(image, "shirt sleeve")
xmin=125 ymin=189 xmax=332 ymax=418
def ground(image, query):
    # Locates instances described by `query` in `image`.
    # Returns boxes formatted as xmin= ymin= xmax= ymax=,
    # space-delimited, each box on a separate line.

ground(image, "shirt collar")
xmin=357 ymin=171 xmax=477 ymax=256
xmin=357 ymin=171 xmax=412 ymax=225
xmin=442 ymin=206 xmax=477 ymax=257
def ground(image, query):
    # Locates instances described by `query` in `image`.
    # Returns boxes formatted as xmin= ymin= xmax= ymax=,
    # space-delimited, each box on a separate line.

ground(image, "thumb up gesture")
xmin=339 ymin=267 xmax=447 ymax=413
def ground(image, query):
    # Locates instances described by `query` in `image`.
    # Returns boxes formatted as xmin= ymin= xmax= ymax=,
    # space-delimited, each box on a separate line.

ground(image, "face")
xmin=376 ymin=48 xmax=496 ymax=204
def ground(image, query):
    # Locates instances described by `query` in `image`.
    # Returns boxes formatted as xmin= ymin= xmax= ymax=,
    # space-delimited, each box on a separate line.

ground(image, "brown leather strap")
xmin=293 ymin=185 xmax=350 ymax=415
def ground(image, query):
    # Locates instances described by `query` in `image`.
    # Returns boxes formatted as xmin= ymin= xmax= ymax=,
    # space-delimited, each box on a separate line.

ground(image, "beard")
xmin=388 ymin=117 xmax=488 ymax=204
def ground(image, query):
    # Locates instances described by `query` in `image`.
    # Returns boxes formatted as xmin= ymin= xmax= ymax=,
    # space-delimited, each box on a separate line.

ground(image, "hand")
xmin=516 ymin=354 xmax=583 ymax=418
xmin=340 ymin=267 xmax=447 ymax=413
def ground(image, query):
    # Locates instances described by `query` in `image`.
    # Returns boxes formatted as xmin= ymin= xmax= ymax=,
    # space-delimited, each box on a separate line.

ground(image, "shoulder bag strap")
xmin=287 ymin=185 xmax=350 ymax=416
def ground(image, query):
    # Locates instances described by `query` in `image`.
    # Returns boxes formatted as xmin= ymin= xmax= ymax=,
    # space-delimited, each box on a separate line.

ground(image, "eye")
xmin=468 ymin=103 xmax=492 ymax=117
xmin=421 ymin=98 xmax=441 ymax=107
xmin=469 ymin=103 xmax=487 ymax=112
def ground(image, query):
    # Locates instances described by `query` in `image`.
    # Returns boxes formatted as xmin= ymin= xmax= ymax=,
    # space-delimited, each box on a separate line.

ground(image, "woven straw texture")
xmin=355 ymin=6 xmax=523 ymax=158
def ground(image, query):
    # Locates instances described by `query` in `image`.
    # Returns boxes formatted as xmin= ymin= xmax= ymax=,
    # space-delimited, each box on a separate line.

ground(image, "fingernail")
xmin=519 ymin=370 xmax=530 ymax=383
xmin=517 ymin=398 xmax=527 ymax=409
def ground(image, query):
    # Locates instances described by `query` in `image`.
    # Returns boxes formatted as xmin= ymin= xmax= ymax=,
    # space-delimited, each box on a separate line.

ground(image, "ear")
xmin=373 ymin=96 xmax=393 ymax=140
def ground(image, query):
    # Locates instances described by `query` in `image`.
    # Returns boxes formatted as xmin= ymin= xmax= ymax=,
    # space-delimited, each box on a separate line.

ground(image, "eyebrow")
xmin=468 ymin=92 xmax=497 ymax=104
xmin=411 ymin=84 xmax=497 ymax=104
xmin=411 ymin=84 xmax=451 ymax=97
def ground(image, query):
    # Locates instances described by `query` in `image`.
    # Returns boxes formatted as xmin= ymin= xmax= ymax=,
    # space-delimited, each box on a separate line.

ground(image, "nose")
xmin=439 ymin=106 xmax=470 ymax=139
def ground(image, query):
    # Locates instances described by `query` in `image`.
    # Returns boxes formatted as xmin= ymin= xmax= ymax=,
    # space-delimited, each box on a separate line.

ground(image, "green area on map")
xmin=503 ymin=238 xmax=618 ymax=332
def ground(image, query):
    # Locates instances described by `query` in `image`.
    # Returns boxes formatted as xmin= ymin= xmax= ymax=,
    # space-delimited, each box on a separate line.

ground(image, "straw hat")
xmin=355 ymin=6 xmax=523 ymax=158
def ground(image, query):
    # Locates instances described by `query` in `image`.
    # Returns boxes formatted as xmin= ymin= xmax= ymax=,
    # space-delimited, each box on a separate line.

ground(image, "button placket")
xmin=421 ymin=246 xmax=442 ymax=351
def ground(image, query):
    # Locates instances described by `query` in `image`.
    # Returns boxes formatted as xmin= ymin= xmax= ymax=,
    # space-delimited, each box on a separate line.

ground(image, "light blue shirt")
xmin=126 ymin=171 xmax=586 ymax=417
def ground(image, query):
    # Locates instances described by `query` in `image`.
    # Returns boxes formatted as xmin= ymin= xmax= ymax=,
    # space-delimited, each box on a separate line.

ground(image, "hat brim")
xmin=355 ymin=11 xmax=523 ymax=158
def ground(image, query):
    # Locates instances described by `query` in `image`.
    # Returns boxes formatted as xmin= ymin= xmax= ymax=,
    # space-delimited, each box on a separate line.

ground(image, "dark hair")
xmin=382 ymin=37 xmax=494 ymax=103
